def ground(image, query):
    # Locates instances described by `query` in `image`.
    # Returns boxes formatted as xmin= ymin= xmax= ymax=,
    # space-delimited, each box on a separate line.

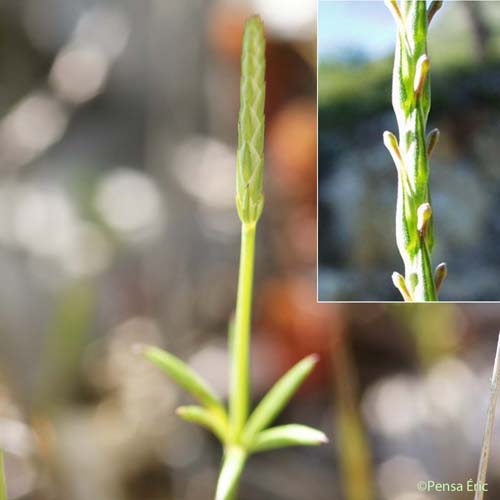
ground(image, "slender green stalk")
xmin=216 ymin=447 xmax=247 ymax=500
xmin=384 ymin=0 xmax=446 ymax=302
xmin=475 ymin=333 xmax=500 ymax=500
xmin=0 ymin=450 xmax=6 ymax=500
xmin=137 ymin=15 xmax=327 ymax=500
xmin=230 ymin=14 xmax=266 ymax=434
xmin=230 ymin=224 xmax=256 ymax=438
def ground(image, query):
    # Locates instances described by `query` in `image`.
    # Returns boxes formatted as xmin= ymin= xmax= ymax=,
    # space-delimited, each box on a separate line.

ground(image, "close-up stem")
xmin=230 ymin=10 xmax=265 ymax=443
xmin=384 ymin=0 xmax=446 ymax=302
xmin=217 ymin=446 xmax=247 ymax=500
xmin=229 ymin=223 xmax=256 ymax=439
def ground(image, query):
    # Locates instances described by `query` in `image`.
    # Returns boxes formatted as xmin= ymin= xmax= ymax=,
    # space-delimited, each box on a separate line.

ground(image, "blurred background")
xmin=0 ymin=0 xmax=322 ymax=499
xmin=318 ymin=0 xmax=500 ymax=301
xmin=2 ymin=2 xmax=500 ymax=500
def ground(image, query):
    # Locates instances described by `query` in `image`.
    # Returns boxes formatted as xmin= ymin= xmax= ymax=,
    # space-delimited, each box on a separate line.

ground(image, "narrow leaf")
xmin=177 ymin=405 xmax=228 ymax=443
xmin=243 ymin=354 xmax=318 ymax=441
xmin=137 ymin=345 xmax=226 ymax=414
xmin=249 ymin=424 xmax=328 ymax=454
xmin=0 ymin=450 xmax=6 ymax=500
xmin=215 ymin=447 xmax=247 ymax=500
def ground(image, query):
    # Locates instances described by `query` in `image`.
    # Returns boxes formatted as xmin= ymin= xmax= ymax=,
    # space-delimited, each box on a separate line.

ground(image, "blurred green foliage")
xmin=319 ymin=1 xmax=500 ymax=131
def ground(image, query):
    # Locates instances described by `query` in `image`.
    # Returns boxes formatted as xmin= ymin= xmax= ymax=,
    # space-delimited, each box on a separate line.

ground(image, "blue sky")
xmin=318 ymin=0 xmax=450 ymax=62
xmin=318 ymin=1 xmax=395 ymax=62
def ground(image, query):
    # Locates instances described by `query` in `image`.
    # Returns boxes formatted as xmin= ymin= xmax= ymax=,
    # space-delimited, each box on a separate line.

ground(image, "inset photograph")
xmin=318 ymin=1 xmax=500 ymax=302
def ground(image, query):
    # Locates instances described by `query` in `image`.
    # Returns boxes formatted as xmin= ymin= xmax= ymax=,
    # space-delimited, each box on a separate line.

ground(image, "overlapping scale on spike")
xmin=236 ymin=16 xmax=266 ymax=225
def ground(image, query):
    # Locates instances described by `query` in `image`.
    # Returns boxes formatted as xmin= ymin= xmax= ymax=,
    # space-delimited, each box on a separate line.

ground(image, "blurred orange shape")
xmin=255 ymin=277 xmax=344 ymax=392
xmin=267 ymin=99 xmax=317 ymax=200
xmin=208 ymin=7 xmax=251 ymax=61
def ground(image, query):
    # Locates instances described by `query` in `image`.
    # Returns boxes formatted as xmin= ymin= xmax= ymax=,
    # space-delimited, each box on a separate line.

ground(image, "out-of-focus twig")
xmin=333 ymin=334 xmax=374 ymax=500
xmin=475 ymin=333 xmax=500 ymax=500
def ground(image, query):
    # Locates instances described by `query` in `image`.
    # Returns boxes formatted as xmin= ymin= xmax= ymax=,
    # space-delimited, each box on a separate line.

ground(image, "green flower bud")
xmin=236 ymin=16 xmax=266 ymax=226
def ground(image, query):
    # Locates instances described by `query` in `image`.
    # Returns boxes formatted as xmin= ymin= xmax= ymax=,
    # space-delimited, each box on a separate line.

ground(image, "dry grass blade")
xmin=475 ymin=333 xmax=500 ymax=500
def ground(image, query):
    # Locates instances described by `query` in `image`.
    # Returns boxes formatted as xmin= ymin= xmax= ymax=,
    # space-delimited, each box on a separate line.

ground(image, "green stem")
xmin=384 ymin=0 xmax=445 ymax=301
xmin=216 ymin=446 xmax=247 ymax=500
xmin=0 ymin=450 xmax=6 ymax=500
xmin=412 ymin=243 xmax=437 ymax=301
xmin=229 ymin=223 xmax=256 ymax=440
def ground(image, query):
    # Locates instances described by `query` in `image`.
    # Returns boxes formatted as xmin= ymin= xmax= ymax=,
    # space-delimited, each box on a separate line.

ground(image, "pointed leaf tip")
xmin=249 ymin=424 xmax=328 ymax=454
xmin=310 ymin=353 xmax=320 ymax=364
xmin=141 ymin=345 xmax=225 ymax=413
